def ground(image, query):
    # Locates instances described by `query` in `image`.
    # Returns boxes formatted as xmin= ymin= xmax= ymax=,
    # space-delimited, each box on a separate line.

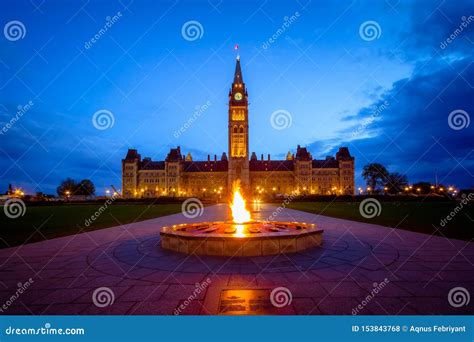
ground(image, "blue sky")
xmin=0 ymin=0 xmax=473 ymax=194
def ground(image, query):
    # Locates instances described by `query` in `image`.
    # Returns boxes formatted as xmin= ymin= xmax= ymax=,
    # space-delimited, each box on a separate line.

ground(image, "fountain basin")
xmin=160 ymin=221 xmax=323 ymax=256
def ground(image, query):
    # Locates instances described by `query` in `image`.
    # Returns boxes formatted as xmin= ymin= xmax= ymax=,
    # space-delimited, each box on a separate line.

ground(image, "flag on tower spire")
xmin=234 ymin=43 xmax=240 ymax=61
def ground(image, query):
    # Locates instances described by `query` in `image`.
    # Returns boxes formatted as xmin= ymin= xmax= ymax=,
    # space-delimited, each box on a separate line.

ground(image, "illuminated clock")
xmin=234 ymin=92 xmax=243 ymax=101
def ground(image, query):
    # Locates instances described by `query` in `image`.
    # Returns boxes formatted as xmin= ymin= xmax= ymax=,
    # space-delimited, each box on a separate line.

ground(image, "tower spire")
xmin=233 ymin=56 xmax=243 ymax=84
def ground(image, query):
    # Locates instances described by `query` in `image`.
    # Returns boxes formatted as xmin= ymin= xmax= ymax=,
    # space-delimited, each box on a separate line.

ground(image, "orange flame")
xmin=230 ymin=182 xmax=251 ymax=224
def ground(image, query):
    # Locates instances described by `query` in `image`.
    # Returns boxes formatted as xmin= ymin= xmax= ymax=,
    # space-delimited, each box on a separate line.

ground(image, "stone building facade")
xmin=122 ymin=57 xmax=355 ymax=198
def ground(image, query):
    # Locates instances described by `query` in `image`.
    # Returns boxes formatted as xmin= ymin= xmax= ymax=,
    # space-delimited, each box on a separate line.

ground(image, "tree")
xmin=56 ymin=178 xmax=78 ymax=196
xmin=76 ymin=179 xmax=95 ymax=196
xmin=56 ymin=178 xmax=96 ymax=197
xmin=384 ymin=172 xmax=408 ymax=194
xmin=362 ymin=163 xmax=389 ymax=192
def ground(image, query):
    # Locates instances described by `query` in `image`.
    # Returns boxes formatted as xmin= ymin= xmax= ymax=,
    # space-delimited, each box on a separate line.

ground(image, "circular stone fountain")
xmin=160 ymin=220 xmax=323 ymax=256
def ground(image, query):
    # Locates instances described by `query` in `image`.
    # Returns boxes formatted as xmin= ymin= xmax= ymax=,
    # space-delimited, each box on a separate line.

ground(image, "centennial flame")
xmin=230 ymin=183 xmax=251 ymax=224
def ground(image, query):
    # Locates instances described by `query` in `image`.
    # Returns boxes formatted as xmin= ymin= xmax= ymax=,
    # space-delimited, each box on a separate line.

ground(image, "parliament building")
xmin=122 ymin=57 xmax=355 ymax=198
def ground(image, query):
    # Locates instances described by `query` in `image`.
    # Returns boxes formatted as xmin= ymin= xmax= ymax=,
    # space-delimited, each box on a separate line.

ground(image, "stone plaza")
xmin=0 ymin=204 xmax=473 ymax=315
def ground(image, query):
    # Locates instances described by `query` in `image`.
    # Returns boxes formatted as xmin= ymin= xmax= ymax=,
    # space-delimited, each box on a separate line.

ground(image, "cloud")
xmin=319 ymin=55 xmax=474 ymax=187
xmin=0 ymin=106 xmax=126 ymax=194
xmin=304 ymin=1 xmax=474 ymax=188
xmin=401 ymin=1 xmax=474 ymax=61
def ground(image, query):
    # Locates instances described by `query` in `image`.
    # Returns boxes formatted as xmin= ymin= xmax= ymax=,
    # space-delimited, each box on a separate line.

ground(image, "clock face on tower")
xmin=234 ymin=92 xmax=243 ymax=101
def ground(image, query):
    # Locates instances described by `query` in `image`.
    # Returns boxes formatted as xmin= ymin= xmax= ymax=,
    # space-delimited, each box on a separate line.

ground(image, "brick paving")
xmin=0 ymin=204 xmax=473 ymax=315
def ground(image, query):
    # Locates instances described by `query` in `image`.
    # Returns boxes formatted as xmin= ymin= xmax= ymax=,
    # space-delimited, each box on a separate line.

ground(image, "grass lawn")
xmin=2 ymin=201 xmax=472 ymax=248
xmin=286 ymin=201 xmax=474 ymax=241
xmin=0 ymin=203 xmax=183 ymax=248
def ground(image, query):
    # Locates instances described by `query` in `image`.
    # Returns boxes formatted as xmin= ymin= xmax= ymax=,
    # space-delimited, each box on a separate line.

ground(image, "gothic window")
xmin=231 ymin=109 xmax=245 ymax=121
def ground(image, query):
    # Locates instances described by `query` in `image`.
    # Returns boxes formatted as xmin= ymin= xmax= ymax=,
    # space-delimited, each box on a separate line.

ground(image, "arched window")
xmin=239 ymin=125 xmax=244 ymax=133
xmin=233 ymin=126 xmax=238 ymax=133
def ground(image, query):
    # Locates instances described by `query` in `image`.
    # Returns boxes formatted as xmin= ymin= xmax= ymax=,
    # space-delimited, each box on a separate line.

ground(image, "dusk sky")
xmin=0 ymin=0 xmax=473 ymax=195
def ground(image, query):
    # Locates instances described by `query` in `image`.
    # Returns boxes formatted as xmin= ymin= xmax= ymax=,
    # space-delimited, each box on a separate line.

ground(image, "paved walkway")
xmin=0 ymin=204 xmax=473 ymax=315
